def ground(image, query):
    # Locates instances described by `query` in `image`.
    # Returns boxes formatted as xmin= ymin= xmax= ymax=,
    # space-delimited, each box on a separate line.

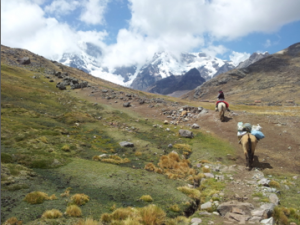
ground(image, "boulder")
xmin=200 ymin=201 xmax=212 ymax=210
xmin=217 ymin=201 xmax=254 ymax=216
xmin=56 ymin=82 xmax=66 ymax=90
xmin=17 ymin=57 xmax=30 ymax=65
xmin=268 ymin=193 xmax=279 ymax=205
xmin=179 ymin=129 xmax=194 ymax=138
xmin=119 ymin=141 xmax=134 ymax=147
xmin=123 ymin=102 xmax=131 ymax=107
xmin=192 ymin=123 xmax=200 ymax=129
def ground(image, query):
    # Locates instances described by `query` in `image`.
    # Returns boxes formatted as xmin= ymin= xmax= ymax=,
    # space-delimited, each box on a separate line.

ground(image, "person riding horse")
xmin=215 ymin=90 xmax=230 ymax=112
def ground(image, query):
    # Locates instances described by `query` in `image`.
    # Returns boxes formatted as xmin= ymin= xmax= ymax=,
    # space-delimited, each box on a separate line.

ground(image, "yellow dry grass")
xmin=139 ymin=195 xmax=153 ymax=202
xmin=61 ymin=187 xmax=72 ymax=197
xmin=145 ymin=152 xmax=196 ymax=180
xmin=3 ymin=217 xmax=22 ymax=225
xmin=74 ymin=218 xmax=101 ymax=225
xmin=71 ymin=193 xmax=90 ymax=206
xmin=139 ymin=204 xmax=166 ymax=225
xmin=24 ymin=191 xmax=55 ymax=204
xmin=100 ymin=155 xmax=130 ymax=164
xmin=173 ymin=144 xmax=192 ymax=153
xmin=66 ymin=205 xmax=82 ymax=217
xmin=41 ymin=209 xmax=63 ymax=219
xmin=177 ymin=186 xmax=201 ymax=200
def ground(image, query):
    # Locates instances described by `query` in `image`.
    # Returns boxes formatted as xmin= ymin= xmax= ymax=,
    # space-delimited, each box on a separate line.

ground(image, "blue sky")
xmin=2 ymin=0 xmax=300 ymax=68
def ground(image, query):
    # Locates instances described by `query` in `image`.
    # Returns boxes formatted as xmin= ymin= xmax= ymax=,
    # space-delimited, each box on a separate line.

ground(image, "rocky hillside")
xmin=182 ymin=42 xmax=300 ymax=105
xmin=1 ymin=44 xmax=300 ymax=225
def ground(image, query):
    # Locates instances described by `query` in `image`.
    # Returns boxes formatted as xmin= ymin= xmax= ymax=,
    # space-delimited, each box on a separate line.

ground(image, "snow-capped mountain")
xmin=130 ymin=52 xmax=235 ymax=91
xmin=59 ymin=42 xmax=104 ymax=74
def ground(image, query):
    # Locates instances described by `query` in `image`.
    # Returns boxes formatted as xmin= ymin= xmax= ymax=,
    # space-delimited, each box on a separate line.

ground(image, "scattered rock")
xmin=192 ymin=123 xmax=200 ymax=129
xmin=268 ymin=193 xmax=279 ymax=205
xmin=201 ymin=201 xmax=212 ymax=210
xmin=123 ymin=102 xmax=131 ymax=107
xmin=178 ymin=129 xmax=194 ymax=138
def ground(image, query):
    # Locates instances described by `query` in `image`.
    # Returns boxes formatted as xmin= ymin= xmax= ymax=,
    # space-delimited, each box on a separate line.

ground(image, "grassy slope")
xmin=1 ymin=63 xmax=236 ymax=223
xmin=2 ymin=59 xmax=299 ymax=224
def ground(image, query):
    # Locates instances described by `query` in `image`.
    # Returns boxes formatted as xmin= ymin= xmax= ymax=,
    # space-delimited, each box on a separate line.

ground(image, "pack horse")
xmin=240 ymin=133 xmax=257 ymax=170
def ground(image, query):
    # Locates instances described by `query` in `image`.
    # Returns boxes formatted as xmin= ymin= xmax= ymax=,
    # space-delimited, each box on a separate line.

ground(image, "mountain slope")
xmin=146 ymin=68 xmax=206 ymax=95
xmin=181 ymin=42 xmax=300 ymax=104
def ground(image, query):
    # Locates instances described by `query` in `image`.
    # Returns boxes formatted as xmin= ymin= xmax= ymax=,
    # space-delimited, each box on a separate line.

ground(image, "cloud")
xmin=201 ymin=45 xmax=228 ymax=57
xmin=2 ymin=0 xmax=300 ymax=70
xmin=1 ymin=0 xmax=107 ymax=59
xmin=229 ymin=51 xmax=251 ymax=66
xmin=45 ymin=0 xmax=80 ymax=16
xmin=80 ymin=0 xmax=110 ymax=25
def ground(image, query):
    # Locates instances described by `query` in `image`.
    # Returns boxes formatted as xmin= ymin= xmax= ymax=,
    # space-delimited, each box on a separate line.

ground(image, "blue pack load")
xmin=251 ymin=130 xmax=265 ymax=140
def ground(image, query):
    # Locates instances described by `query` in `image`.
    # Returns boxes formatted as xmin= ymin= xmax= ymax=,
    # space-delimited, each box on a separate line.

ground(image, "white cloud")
xmin=1 ymin=0 xmax=107 ymax=59
xmin=201 ymin=45 xmax=228 ymax=58
xmin=229 ymin=51 xmax=251 ymax=66
xmin=2 ymin=0 xmax=300 ymax=70
xmin=45 ymin=0 xmax=80 ymax=16
xmin=80 ymin=0 xmax=109 ymax=25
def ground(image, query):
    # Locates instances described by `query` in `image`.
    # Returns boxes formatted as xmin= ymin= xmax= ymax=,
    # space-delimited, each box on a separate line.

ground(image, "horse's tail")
xmin=247 ymin=134 xmax=253 ymax=166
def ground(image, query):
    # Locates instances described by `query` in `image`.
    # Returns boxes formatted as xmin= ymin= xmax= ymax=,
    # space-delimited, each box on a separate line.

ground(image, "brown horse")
xmin=240 ymin=133 xmax=258 ymax=170
xmin=218 ymin=102 xmax=226 ymax=121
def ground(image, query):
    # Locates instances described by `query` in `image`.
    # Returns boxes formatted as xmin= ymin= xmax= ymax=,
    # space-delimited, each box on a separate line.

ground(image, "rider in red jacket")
xmin=215 ymin=90 xmax=230 ymax=112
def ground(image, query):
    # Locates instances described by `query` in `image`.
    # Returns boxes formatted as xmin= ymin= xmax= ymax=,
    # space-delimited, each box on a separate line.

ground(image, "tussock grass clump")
xmin=24 ymin=191 xmax=55 ymax=204
xmin=39 ymin=136 xmax=48 ymax=143
xmin=61 ymin=144 xmax=70 ymax=151
xmin=41 ymin=209 xmax=63 ymax=219
xmin=101 ymin=155 xmax=130 ymax=164
xmin=3 ymin=217 xmax=22 ymax=225
xmin=140 ymin=195 xmax=153 ymax=202
xmin=269 ymin=180 xmax=280 ymax=188
xmin=145 ymin=152 xmax=195 ymax=180
xmin=135 ymin=151 xmax=142 ymax=156
xmin=173 ymin=144 xmax=192 ymax=153
xmin=74 ymin=218 xmax=101 ymax=225
xmin=202 ymin=167 xmax=210 ymax=173
xmin=139 ymin=204 xmax=166 ymax=225
xmin=71 ymin=193 xmax=90 ymax=206
xmin=110 ymin=207 xmax=137 ymax=220
xmin=61 ymin=187 xmax=71 ymax=197
xmin=169 ymin=204 xmax=180 ymax=212
xmin=177 ymin=186 xmax=201 ymax=200
xmin=165 ymin=216 xmax=190 ymax=225
xmin=66 ymin=205 xmax=82 ymax=217
xmin=100 ymin=205 xmax=166 ymax=225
